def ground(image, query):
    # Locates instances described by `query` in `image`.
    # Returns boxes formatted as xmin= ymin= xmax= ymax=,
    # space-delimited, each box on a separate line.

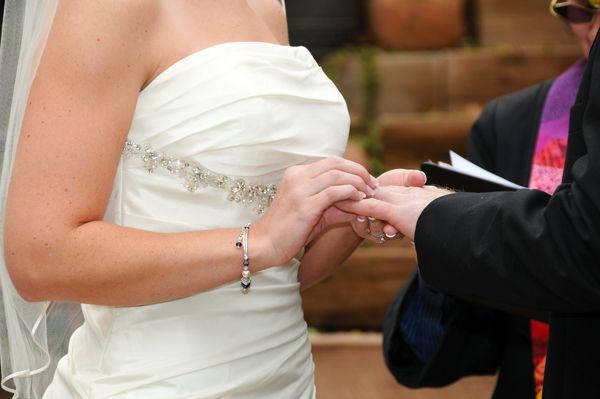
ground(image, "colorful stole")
xmin=527 ymin=57 xmax=586 ymax=399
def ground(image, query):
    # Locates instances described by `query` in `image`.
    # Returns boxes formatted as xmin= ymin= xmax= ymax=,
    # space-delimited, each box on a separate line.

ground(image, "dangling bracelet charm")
xmin=236 ymin=223 xmax=252 ymax=292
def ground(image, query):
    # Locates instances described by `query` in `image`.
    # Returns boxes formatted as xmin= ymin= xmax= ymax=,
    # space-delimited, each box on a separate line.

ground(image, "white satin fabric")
xmin=42 ymin=42 xmax=349 ymax=399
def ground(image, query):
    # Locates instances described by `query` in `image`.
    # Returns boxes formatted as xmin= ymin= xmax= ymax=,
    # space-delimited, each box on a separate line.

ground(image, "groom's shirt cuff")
xmin=399 ymin=274 xmax=456 ymax=362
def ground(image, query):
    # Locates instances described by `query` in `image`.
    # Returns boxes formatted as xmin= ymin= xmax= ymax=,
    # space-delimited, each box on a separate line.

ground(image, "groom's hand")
xmin=348 ymin=169 xmax=428 ymax=243
xmin=336 ymin=184 xmax=452 ymax=243
xmin=341 ymin=169 xmax=427 ymax=243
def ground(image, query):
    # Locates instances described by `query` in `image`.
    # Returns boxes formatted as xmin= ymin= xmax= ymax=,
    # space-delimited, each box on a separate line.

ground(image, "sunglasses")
xmin=550 ymin=0 xmax=600 ymax=23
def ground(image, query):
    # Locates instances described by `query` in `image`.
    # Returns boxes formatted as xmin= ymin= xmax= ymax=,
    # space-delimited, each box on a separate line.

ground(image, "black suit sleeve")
xmin=415 ymin=45 xmax=600 ymax=313
xmin=383 ymin=83 xmax=550 ymax=392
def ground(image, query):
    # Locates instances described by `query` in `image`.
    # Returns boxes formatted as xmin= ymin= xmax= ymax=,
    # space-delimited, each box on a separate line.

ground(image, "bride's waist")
xmin=73 ymin=265 xmax=306 ymax=371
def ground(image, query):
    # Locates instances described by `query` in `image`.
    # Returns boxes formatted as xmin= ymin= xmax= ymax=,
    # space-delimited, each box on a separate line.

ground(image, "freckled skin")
xmin=4 ymin=0 xmax=370 ymax=306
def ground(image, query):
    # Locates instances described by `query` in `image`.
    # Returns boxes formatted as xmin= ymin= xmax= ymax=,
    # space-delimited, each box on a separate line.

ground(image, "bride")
xmin=0 ymin=0 xmax=389 ymax=398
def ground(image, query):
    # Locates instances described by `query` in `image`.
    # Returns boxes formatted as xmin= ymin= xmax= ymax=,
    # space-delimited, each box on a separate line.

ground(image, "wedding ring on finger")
xmin=369 ymin=231 xmax=387 ymax=244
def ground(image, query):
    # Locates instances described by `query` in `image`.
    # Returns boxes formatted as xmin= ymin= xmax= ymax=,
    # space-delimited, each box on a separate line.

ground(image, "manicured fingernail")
xmin=368 ymin=217 xmax=376 ymax=221
xmin=421 ymin=171 xmax=427 ymax=183
xmin=370 ymin=175 xmax=379 ymax=187
xmin=386 ymin=233 xmax=397 ymax=238
xmin=357 ymin=216 xmax=366 ymax=222
xmin=358 ymin=191 xmax=367 ymax=199
xmin=367 ymin=186 xmax=375 ymax=196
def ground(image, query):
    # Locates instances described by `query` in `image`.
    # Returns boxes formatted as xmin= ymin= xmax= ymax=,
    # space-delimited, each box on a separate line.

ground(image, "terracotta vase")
xmin=367 ymin=0 xmax=466 ymax=49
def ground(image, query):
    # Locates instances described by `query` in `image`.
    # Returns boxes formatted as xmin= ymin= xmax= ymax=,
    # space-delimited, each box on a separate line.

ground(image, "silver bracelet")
xmin=236 ymin=223 xmax=252 ymax=292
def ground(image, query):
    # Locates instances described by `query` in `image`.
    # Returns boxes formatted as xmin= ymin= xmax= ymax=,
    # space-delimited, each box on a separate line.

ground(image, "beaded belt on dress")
xmin=123 ymin=140 xmax=278 ymax=214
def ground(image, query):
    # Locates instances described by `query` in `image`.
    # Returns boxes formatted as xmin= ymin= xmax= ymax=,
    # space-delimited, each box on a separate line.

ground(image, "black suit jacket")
xmin=415 ymin=33 xmax=600 ymax=399
xmin=384 ymin=80 xmax=554 ymax=399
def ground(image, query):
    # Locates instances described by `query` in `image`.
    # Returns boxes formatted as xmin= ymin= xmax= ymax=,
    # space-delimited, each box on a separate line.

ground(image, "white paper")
xmin=448 ymin=151 xmax=526 ymax=190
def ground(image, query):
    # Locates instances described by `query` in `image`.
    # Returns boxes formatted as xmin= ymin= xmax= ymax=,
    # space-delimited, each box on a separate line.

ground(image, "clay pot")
xmin=367 ymin=0 xmax=466 ymax=49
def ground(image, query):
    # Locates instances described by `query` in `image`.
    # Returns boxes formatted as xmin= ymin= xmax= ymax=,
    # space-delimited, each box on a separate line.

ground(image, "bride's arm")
xmin=298 ymin=224 xmax=364 ymax=290
xmin=4 ymin=0 xmax=374 ymax=307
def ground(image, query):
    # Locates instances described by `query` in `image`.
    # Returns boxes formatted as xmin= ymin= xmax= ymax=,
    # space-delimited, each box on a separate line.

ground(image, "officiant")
xmin=337 ymin=1 xmax=600 ymax=397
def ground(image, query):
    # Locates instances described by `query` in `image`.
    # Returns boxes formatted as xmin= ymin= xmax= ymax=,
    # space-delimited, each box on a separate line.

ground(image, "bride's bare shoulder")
xmin=48 ymin=0 xmax=161 ymax=88
xmin=46 ymin=0 xmax=289 ymax=85
xmin=248 ymin=0 xmax=288 ymax=45
xmin=53 ymin=0 xmax=160 ymax=36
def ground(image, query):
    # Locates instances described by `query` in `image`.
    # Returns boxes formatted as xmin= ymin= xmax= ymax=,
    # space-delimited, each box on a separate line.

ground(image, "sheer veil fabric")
xmin=0 ymin=1 xmax=288 ymax=398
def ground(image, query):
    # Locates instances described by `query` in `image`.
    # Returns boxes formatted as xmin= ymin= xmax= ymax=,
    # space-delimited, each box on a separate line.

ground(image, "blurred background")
xmin=0 ymin=0 xmax=581 ymax=398
xmin=286 ymin=0 xmax=579 ymax=397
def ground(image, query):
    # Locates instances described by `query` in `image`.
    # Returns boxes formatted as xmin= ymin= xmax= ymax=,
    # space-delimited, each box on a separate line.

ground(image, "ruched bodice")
xmin=44 ymin=42 xmax=349 ymax=399
xmin=105 ymin=41 xmax=350 ymax=232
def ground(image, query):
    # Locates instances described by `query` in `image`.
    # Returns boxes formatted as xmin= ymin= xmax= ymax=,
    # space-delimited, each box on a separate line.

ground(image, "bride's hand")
xmin=251 ymin=156 xmax=377 ymax=267
xmin=377 ymin=169 xmax=427 ymax=187
xmin=351 ymin=215 xmax=403 ymax=244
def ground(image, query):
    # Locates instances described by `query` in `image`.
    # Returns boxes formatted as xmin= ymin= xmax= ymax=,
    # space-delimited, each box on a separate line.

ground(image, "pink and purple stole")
xmin=528 ymin=57 xmax=586 ymax=399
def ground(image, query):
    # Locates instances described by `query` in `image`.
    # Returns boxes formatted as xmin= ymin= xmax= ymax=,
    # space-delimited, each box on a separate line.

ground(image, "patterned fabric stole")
xmin=527 ymin=57 xmax=586 ymax=399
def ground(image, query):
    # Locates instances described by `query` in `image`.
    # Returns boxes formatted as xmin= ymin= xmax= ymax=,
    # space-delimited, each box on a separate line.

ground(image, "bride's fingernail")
xmin=367 ymin=186 xmax=375 ymax=196
xmin=370 ymin=175 xmax=379 ymax=187
xmin=368 ymin=217 xmax=376 ymax=221
xmin=357 ymin=216 xmax=366 ymax=222
xmin=421 ymin=171 xmax=427 ymax=183
xmin=358 ymin=191 xmax=367 ymax=199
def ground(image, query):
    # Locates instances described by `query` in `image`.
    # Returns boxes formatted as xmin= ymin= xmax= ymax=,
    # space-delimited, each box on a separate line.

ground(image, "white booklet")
xmin=446 ymin=151 xmax=526 ymax=190
xmin=421 ymin=151 xmax=527 ymax=192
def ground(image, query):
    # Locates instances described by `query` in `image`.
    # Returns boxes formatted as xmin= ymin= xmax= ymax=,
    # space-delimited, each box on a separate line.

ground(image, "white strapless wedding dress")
xmin=42 ymin=42 xmax=349 ymax=399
